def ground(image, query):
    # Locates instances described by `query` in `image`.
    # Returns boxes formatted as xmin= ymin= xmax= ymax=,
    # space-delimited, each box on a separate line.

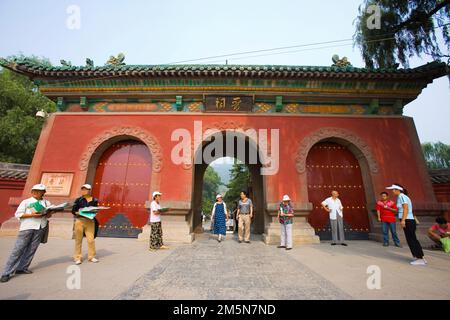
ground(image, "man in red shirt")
xmin=376 ymin=192 xmax=401 ymax=247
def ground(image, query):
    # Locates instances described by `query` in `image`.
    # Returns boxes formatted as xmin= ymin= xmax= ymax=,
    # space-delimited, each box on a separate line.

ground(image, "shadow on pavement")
xmin=31 ymin=249 xmax=116 ymax=270
xmin=3 ymin=293 xmax=31 ymax=300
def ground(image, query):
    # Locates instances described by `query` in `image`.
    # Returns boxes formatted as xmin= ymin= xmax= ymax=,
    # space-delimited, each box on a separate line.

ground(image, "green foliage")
xmin=0 ymin=55 xmax=56 ymax=164
xmin=354 ymin=0 xmax=450 ymax=68
xmin=201 ymin=166 xmax=223 ymax=216
xmin=223 ymin=160 xmax=250 ymax=208
xmin=422 ymin=141 xmax=450 ymax=169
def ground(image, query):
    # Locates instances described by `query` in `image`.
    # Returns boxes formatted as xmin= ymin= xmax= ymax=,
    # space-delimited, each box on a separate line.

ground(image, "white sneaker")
xmin=410 ymin=259 xmax=427 ymax=266
xmin=89 ymin=258 xmax=99 ymax=263
xmin=75 ymin=260 xmax=82 ymax=265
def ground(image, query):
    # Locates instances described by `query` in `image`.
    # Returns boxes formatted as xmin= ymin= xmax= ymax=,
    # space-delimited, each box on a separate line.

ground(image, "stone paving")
xmin=1 ymin=230 xmax=449 ymax=300
xmin=116 ymin=234 xmax=351 ymax=300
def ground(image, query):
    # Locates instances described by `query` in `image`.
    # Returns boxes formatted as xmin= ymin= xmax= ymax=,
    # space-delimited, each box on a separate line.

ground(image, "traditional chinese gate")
xmin=306 ymin=142 xmax=370 ymax=240
xmin=92 ymin=140 xmax=151 ymax=238
xmin=191 ymin=132 xmax=265 ymax=236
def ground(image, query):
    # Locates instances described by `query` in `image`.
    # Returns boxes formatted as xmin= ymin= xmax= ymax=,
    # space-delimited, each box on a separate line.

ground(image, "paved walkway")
xmin=0 ymin=234 xmax=449 ymax=300
xmin=117 ymin=234 xmax=350 ymax=300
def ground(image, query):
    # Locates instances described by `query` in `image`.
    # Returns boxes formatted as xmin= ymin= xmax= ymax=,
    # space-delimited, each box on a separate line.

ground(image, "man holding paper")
xmin=1 ymin=184 xmax=52 ymax=283
xmin=72 ymin=184 xmax=99 ymax=265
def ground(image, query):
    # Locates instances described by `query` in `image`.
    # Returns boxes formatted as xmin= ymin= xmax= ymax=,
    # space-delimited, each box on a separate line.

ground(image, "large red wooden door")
xmin=306 ymin=142 xmax=370 ymax=240
xmin=92 ymin=140 xmax=151 ymax=238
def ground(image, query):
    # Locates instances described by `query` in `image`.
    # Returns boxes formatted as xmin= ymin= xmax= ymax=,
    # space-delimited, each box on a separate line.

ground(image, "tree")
xmin=201 ymin=166 xmax=223 ymax=216
xmin=354 ymin=0 xmax=450 ymax=68
xmin=422 ymin=141 xmax=450 ymax=169
xmin=0 ymin=54 xmax=56 ymax=164
xmin=223 ymin=160 xmax=250 ymax=209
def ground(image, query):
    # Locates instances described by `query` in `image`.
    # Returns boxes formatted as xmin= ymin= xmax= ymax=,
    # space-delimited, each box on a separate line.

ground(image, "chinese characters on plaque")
xmin=204 ymin=96 xmax=253 ymax=112
xmin=40 ymin=172 xmax=74 ymax=196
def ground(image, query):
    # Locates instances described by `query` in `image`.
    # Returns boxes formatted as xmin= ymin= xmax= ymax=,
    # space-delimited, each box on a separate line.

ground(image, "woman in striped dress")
xmin=211 ymin=194 xmax=228 ymax=242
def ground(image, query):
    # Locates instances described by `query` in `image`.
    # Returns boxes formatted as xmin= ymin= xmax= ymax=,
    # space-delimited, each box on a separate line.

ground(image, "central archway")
xmin=190 ymin=131 xmax=266 ymax=237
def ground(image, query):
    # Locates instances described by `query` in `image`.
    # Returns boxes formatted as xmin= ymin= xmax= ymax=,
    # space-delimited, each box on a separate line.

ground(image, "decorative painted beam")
xmin=56 ymin=97 xmax=66 ymax=112
xmin=80 ymin=97 xmax=88 ymax=110
xmin=393 ymin=99 xmax=404 ymax=115
xmin=275 ymin=96 xmax=283 ymax=112
xmin=368 ymin=99 xmax=379 ymax=115
xmin=176 ymin=95 xmax=183 ymax=111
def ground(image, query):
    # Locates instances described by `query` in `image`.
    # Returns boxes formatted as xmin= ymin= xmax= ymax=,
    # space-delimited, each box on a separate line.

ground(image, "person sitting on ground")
xmin=428 ymin=217 xmax=450 ymax=250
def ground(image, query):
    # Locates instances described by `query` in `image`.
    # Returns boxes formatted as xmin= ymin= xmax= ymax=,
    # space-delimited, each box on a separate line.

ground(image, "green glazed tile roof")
xmin=0 ymin=57 xmax=447 ymax=81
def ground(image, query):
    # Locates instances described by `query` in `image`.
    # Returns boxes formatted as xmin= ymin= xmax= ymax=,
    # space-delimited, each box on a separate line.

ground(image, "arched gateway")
xmin=0 ymin=58 xmax=445 ymax=244
xmin=306 ymin=141 xmax=370 ymax=240
xmin=190 ymin=129 xmax=266 ymax=236
xmin=91 ymin=140 xmax=152 ymax=238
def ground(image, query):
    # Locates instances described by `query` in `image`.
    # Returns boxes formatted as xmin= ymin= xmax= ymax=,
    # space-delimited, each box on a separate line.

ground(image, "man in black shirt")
xmin=72 ymin=184 xmax=99 ymax=265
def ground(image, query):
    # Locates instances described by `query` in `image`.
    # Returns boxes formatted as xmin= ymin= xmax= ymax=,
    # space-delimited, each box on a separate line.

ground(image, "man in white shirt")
xmin=321 ymin=190 xmax=347 ymax=246
xmin=1 ymin=184 xmax=53 ymax=283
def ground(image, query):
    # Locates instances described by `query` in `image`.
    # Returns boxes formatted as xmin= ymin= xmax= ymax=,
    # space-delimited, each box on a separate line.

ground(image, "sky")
xmin=0 ymin=0 xmax=449 ymax=143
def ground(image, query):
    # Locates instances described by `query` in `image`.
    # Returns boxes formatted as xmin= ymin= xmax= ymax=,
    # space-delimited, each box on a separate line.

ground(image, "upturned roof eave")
xmin=1 ymin=58 xmax=447 ymax=82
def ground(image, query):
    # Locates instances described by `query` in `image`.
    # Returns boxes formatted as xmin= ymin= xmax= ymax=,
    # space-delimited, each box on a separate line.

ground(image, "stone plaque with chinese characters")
xmin=204 ymin=96 xmax=253 ymax=112
xmin=40 ymin=173 xmax=74 ymax=196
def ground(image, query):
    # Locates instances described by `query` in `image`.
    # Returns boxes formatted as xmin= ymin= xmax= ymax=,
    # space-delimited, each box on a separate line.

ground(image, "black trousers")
xmin=403 ymin=219 xmax=424 ymax=259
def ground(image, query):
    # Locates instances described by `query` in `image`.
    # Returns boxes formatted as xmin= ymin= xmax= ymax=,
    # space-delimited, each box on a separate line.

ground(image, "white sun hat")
xmin=386 ymin=184 xmax=404 ymax=191
xmin=31 ymin=184 xmax=46 ymax=191
xmin=216 ymin=194 xmax=223 ymax=199
xmin=152 ymin=191 xmax=162 ymax=198
xmin=81 ymin=184 xmax=92 ymax=190
xmin=282 ymin=194 xmax=291 ymax=201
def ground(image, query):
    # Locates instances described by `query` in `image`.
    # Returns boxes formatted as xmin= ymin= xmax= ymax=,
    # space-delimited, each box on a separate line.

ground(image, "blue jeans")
xmin=382 ymin=221 xmax=400 ymax=245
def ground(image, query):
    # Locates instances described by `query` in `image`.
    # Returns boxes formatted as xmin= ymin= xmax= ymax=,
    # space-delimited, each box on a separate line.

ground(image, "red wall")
xmin=18 ymin=113 xmax=436 ymax=210
xmin=433 ymin=183 xmax=450 ymax=221
xmin=0 ymin=179 xmax=25 ymax=224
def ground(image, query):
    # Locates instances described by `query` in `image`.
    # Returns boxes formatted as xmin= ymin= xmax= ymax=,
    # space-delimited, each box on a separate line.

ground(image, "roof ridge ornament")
xmin=106 ymin=53 xmax=125 ymax=66
xmin=86 ymin=58 xmax=94 ymax=67
xmin=331 ymin=54 xmax=352 ymax=68
xmin=60 ymin=59 xmax=72 ymax=67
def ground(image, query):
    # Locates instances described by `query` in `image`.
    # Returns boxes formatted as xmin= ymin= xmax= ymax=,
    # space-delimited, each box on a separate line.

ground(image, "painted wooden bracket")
xmin=56 ymin=97 xmax=65 ymax=112
xmin=80 ymin=97 xmax=88 ymax=110
xmin=393 ymin=99 xmax=403 ymax=115
xmin=176 ymin=95 xmax=183 ymax=111
xmin=368 ymin=99 xmax=379 ymax=114
xmin=275 ymin=96 xmax=283 ymax=112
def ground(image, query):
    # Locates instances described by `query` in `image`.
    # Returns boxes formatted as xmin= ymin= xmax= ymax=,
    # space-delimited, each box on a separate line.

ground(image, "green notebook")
xmin=160 ymin=207 xmax=169 ymax=213
xmin=78 ymin=209 xmax=97 ymax=220
xmin=28 ymin=201 xmax=46 ymax=214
